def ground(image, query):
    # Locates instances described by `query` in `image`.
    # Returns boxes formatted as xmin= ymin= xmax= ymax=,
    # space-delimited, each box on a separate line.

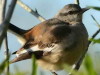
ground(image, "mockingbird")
xmin=9 ymin=4 xmax=89 ymax=75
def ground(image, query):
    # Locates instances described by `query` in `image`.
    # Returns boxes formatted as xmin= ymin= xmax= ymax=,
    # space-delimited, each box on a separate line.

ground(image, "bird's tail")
xmin=8 ymin=23 xmax=27 ymax=36
xmin=8 ymin=23 xmax=28 ymax=45
xmin=10 ymin=51 xmax=43 ymax=63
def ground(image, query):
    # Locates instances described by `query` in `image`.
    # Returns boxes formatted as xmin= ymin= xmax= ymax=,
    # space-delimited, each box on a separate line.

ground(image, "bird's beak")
xmin=82 ymin=8 xmax=90 ymax=13
xmin=10 ymin=52 xmax=32 ymax=63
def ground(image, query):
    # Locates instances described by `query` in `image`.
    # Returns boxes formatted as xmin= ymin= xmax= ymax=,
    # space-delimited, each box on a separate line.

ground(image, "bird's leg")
xmin=51 ymin=72 xmax=58 ymax=75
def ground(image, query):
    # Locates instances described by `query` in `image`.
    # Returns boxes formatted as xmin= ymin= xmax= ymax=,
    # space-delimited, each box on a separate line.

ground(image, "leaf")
xmin=89 ymin=38 xmax=100 ymax=44
xmin=31 ymin=55 xmax=37 ymax=75
xmin=0 ymin=59 xmax=7 ymax=74
xmin=84 ymin=55 xmax=97 ymax=75
xmin=88 ymin=6 xmax=100 ymax=11
xmin=0 ymin=55 xmax=10 ymax=74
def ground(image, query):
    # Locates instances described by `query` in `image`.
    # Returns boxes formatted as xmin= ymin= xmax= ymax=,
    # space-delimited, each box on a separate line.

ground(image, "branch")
xmin=0 ymin=0 xmax=17 ymax=74
xmin=8 ymin=0 xmax=46 ymax=38
xmin=91 ymin=15 xmax=100 ymax=28
xmin=0 ymin=0 xmax=6 ymax=23
xmin=2 ymin=1 xmax=10 ymax=75
xmin=0 ymin=0 xmax=10 ymax=75
xmin=4 ymin=34 xmax=10 ymax=75
xmin=0 ymin=0 xmax=17 ymax=47
xmin=17 ymin=0 xmax=46 ymax=22
xmin=74 ymin=0 xmax=80 ymax=5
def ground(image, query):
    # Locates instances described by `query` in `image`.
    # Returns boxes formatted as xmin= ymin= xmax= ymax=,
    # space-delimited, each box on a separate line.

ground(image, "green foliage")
xmin=0 ymin=59 xmax=7 ymax=74
xmin=31 ymin=55 xmax=37 ymax=75
xmin=12 ymin=71 xmax=28 ymax=75
xmin=0 ymin=57 xmax=37 ymax=75
xmin=89 ymin=14 xmax=100 ymax=44
xmin=89 ymin=38 xmax=100 ymax=44
xmin=0 ymin=55 xmax=10 ymax=74
xmin=0 ymin=55 xmax=98 ymax=75
xmin=88 ymin=6 xmax=100 ymax=11
xmin=84 ymin=55 xmax=97 ymax=75
xmin=12 ymin=65 xmax=29 ymax=75
xmin=67 ymin=55 xmax=98 ymax=75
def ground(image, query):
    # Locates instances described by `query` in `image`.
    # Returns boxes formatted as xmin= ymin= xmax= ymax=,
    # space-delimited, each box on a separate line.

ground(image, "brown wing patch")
xmin=17 ymin=18 xmax=71 ymax=51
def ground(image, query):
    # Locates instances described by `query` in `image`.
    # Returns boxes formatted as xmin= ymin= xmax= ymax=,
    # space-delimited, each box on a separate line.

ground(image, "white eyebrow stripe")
xmin=30 ymin=44 xmax=59 ymax=52
xmin=31 ymin=45 xmax=54 ymax=51
xmin=16 ymin=44 xmax=59 ymax=57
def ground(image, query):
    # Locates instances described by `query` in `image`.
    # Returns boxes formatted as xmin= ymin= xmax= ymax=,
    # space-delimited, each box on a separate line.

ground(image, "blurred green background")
xmin=0 ymin=0 xmax=100 ymax=75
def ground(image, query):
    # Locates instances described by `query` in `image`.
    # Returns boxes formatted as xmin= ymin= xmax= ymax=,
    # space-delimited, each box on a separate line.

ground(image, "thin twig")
xmin=4 ymin=34 xmax=10 ymax=75
xmin=17 ymin=0 xmax=45 ymax=22
xmin=0 ymin=0 xmax=17 ymax=74
xmin=3 ymin=0 xmax=17 ymax=75
xmin=5 ymin=0 xmax=17 ymax=22
xmin=2 ymin=0 xmax=10 ymax=75
xmin=0 ymin=0 xmax=6 ymax=22
xmin=2 ymin=0 xmax=6 ymax=20
xmin=74 ymin=0 xmax=80 ymax=5
xmin=91 ymin=15 xmax=100 ymax=28
xmin=0 ymin=0 xmax=17 ymax=47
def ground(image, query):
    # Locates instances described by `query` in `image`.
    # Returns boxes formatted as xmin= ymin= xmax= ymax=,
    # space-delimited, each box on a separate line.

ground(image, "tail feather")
xmin=8 ymin=23 xmax=27 ymax=45
xmin=10 ymin=51 xmax=43 ymax=63
xmin=8 ymin=23 xmax=27 ymax=36
xmin=10 ymin=52 xmax=32 ymax=63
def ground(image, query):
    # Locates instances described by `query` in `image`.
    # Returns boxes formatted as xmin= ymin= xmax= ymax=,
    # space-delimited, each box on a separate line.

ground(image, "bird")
xmin=8 ymin=4 xmax=89 ymax=75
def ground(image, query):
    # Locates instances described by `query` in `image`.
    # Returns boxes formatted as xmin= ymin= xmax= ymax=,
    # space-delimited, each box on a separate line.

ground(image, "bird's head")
xmin=55 ymin=4 xmax=89 ymax=23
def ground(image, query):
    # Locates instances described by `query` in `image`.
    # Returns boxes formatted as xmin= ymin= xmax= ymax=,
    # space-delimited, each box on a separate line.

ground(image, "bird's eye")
xmin=60 ymin=10 xmax=81 ymax=16
xmin=68 ymin=10 xmax=81 ymax=15
xmin=60 ymin=13 xmax=68 ymax=16
xmin=67 ymin=11 xmax=73 ymax=14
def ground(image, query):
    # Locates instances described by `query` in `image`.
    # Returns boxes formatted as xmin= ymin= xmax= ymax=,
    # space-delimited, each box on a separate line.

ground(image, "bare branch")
xmin=0 ymin=0 xmax=6 ymax=23
xmin=17 ymin=0 xmax=46 ymax=22
xmin=0 ymin=0 xmax=9 ymax=74
xmin=4 ymin=35 xmax=10 ymax=75
xmin=5 ymin=1 xmax=17 ymax=22
xmin=91 ymin=15 xmax=100 ymax=28
xmin=74 ymin=0 xmax=80 ymax=5
xmin=0 ymin=0 xmax=17 ymax=47
xmin=0 ymin=0 xmax=17 ymax=74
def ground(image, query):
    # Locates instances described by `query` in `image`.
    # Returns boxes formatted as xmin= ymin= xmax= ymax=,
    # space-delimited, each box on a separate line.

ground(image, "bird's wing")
xmin=11 ymin=18 xmax=74 ymax=63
